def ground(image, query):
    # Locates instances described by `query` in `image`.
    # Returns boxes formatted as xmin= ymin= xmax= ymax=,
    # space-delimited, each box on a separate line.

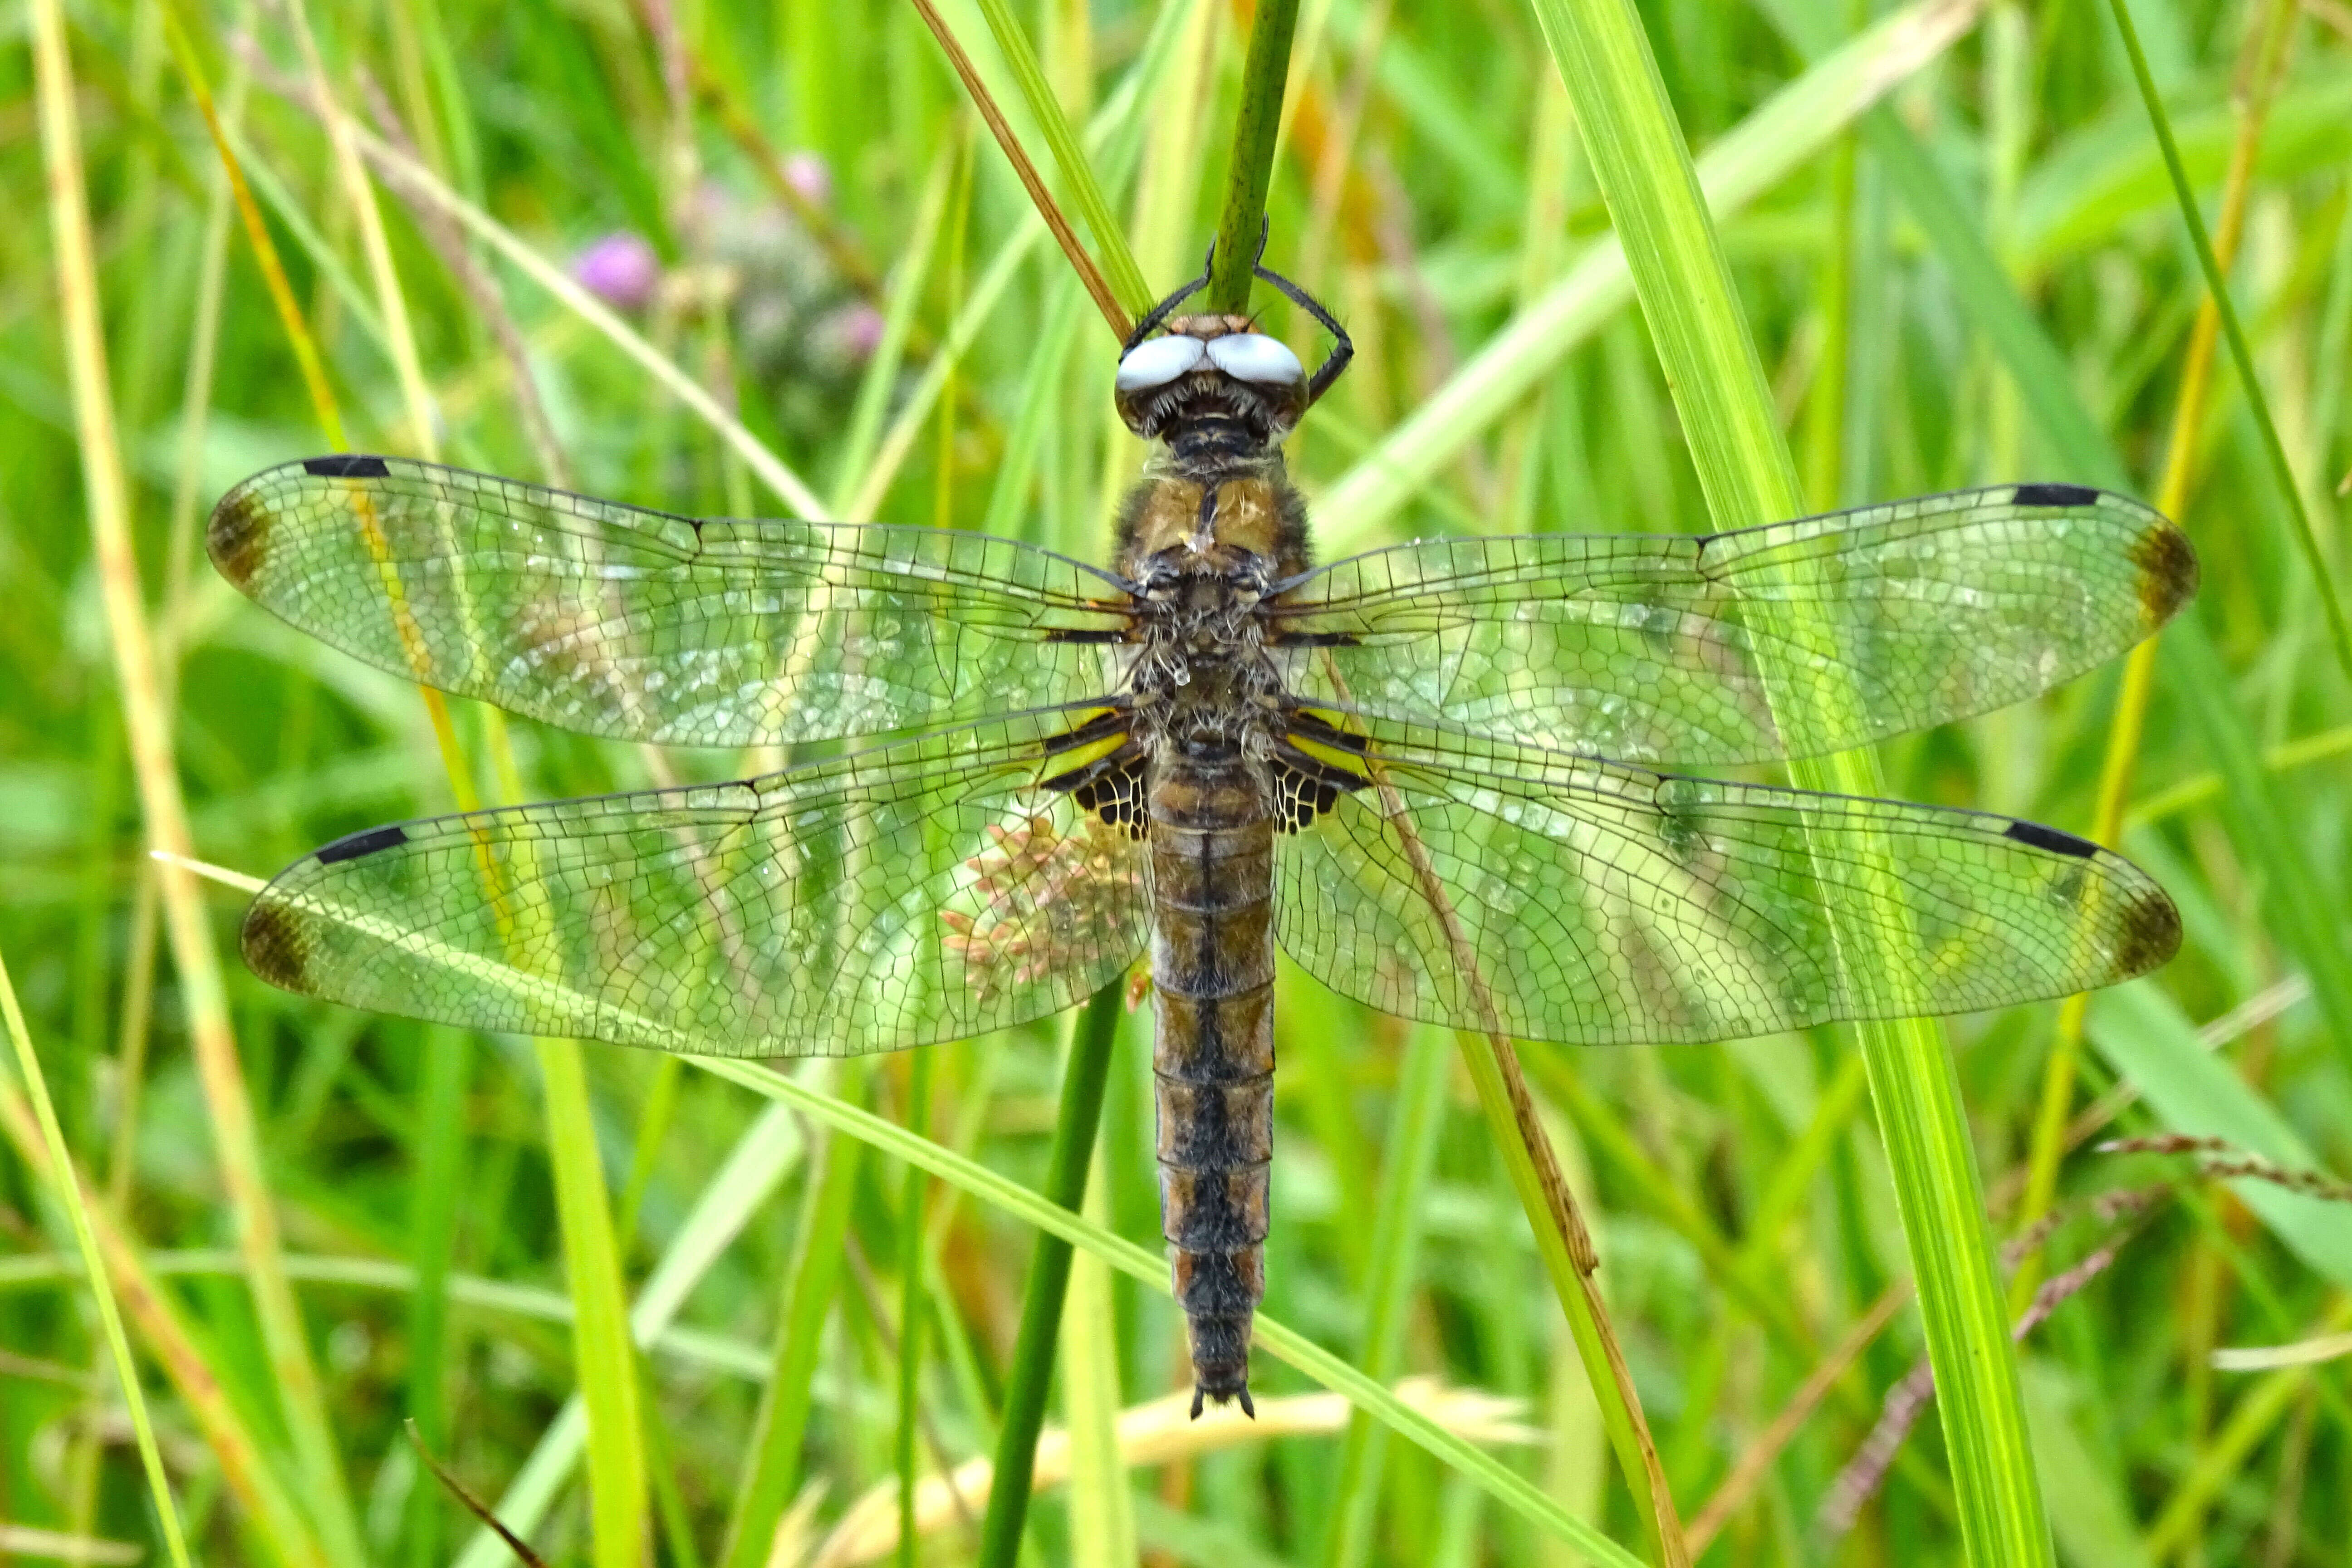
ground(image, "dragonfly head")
xmin=1114 ymin=314 xmax=1308 ymax=445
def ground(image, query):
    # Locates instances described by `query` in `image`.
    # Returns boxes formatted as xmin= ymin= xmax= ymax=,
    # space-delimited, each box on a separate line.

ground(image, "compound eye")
xmin=1115 ymin=334 xmax=1208 ymax=392
xmin=1205 ymin=333 xmax=1303 ymax=386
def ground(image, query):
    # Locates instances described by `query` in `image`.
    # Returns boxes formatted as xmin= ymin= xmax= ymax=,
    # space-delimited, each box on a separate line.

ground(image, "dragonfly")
xmin=210 ymin=251 xmax=2195 ymax=1417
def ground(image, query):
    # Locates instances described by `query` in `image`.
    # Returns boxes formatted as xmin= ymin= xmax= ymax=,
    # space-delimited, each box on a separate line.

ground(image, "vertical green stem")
xmin=720 ymin=1070 xmax=866 ymax=1568
xmin=1321 ymin=1026 xmax=1450 ymax=1568
xmin=535 ymin=1038 xmax=648 ymax=1568
xmin=896 ymin=1048 xmax=936 ymax=1568
xmin=404 ymin=1025 xmax=471 ymax=1568
xmin=2103 ymin=0 xmax=2352 ymax=679
xmin=975 ymin=985 xmax=1125 ymax=1568
xmin=1207 ymin=0 xmax=1301 ymax=311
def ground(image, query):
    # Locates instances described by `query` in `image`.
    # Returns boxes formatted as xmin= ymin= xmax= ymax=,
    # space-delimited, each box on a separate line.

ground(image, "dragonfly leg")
xmin=1253 ymin=263 xmax=1353 ymax=408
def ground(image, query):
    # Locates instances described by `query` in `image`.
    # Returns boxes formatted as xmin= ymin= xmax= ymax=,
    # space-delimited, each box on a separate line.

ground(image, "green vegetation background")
xmin=1 ymin=0 xmax=2348 ymax=1563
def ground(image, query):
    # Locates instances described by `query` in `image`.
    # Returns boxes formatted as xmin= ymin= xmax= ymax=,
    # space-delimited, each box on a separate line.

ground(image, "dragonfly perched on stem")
xmin=210 ymin=247 xmax=2194 ymax=1417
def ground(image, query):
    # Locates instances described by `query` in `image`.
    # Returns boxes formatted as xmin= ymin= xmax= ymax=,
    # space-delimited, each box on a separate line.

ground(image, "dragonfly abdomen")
xmin=1147 ymin=749 xmax=1276 ymax=1418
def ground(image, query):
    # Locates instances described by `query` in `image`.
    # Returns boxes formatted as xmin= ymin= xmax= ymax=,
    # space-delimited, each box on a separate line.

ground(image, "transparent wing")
xmin=209 ymin=456 xmax=1137 ymax=746
xmin=239 ymin=710 xmax=1152 ymax=1056
xmin=1273 ymin=484 xmax=2196 ymax=766
xmin=1272 ymin=716 xmax=2180 ymax=1045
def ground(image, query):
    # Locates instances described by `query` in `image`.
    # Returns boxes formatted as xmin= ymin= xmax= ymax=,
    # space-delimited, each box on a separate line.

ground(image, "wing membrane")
xmin=240 ymin=711 xmax=1152 ymax=1056
xmin=1273 ymin=717 xmax=2180 ymax=1045
xmin=1274 ymin=485 xmax=2196 ymax=766
xmin=209 ymin=456 xmax=1135 ymax=745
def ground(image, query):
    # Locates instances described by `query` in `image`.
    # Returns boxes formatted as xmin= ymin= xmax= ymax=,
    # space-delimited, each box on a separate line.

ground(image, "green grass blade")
xmin=1321 ymin=1024 xmax=1450 ymax=1568
xmin=2102 ymin=0 xmax=2352 ymax=677
xmin=720 ymin=1065 xmax=866 ymax=1568
xmin=0 ymin=947 xmax=196 ymax=1568
xmin=1521 ymin=1 xmax=2056 ymax=1563
xmin=966 ymin=0 xmax=1148 ymax=313
xmin=1313 ymin=0 xmax=1982 ymax=555
xmin=2088 ymin=985 xmax=2352 ymax=1291
xmin=535 ymin=1037 xmax=651 ymax=1568
xmin=452 ymin=1102 xmax=806 ymax=1568
xmin=1207 ymin=0 xmax=1300 ymax=312
xmin=1061 ymin=1141 xmax=1138 ymax=1568
xmin=402 ymin=1027 xmax=471 ymax=1568
xmin=977 ymin=985 xmax=1123 ymax=1568
xmin=894 ymin=1049 xmax=936 ymax=1568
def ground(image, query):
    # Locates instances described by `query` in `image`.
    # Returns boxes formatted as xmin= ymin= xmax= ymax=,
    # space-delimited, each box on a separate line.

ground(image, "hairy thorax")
xmin=1113 ymin=441 xmax=1309 ymax=788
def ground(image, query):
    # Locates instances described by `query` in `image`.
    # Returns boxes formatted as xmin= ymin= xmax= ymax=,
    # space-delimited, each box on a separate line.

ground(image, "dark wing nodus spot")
xmin=2011 ymin=481 xmax=2100 ymax=508
xmin=2003 ymin=819 xmax=2097 ymax=859
xmin=301 ymin=454 xmax=393 ymax=479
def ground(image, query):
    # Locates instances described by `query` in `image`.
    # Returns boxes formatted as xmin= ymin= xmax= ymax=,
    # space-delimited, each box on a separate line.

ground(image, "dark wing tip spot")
xmin=2129 ymin=520 xmax=2200 ymax=628
xmin=302 ymin=454 xmax=392 ymax=479
xmin=240 ymin=898 xmax=314 ymax=991
xmin=2115 ymin=887 xmax=2184 ymax=977
xmin=206 ymin=487 xmax=270 ymax=589
xmin=315 ymin=823 xmax=410 ymax=865
xmin=2012 ymin=481 xmax=2101 ymax=508
xmin=2005 ymin=818 xmax=2098 ymax=859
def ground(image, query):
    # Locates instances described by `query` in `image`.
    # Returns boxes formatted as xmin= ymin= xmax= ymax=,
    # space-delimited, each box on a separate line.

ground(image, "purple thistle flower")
xmin=574 ymin=233 xmax=661 ymax=312
xmin=783 ymin=151 xmax=833 ymax=208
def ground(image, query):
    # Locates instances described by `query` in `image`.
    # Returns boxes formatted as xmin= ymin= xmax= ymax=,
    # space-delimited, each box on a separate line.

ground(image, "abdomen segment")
xmin=1148 ymin=754 xmax=1276 ymax=1416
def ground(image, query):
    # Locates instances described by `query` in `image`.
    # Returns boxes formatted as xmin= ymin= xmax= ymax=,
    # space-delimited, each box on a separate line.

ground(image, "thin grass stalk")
xmin=101 ymin=0 xmax=250 ymax=1321
xmin=2142 ymin=1295 xmax=2352 ymax=1557
xmin=0 ymin=948 xmax=196 ymax=1568
xmin=968 ymin=0 xmax=1149 ymax=312
xmin=536 ymin=1039 xmax=652 ymax=1568
xmin=0 ymin=1074 xmax=331 ymax=1568
xmin=161 ymin=3 xmax=345 ymax=444
xmin=1522 ymin=1 xmax=2054 ymax=1564
xmin=1206 ymin=0 xmax=1300 ymax=311
xmin=895 ymin=1049 xmax=937 ymax=1568
xmin=316 ymin=118 xmax=825 ymax=514
xmin=1457 ymin=1035 xmax=1686 ymax=1563
xmin=1312 ymin=0 xmax=1986 ymax=556
xmin=1060 ymin=1144 xmax=1137 ymax=1567
xmin=720 ymin=1070 xmax=867 ymax=1568
xmin=1321 ymin=1025 xmax=1450 ymax=1568
xmin=975 ymin=985 xmax=1125 ymax=1568
xmin=2106 ymin=0 xmax=2352 ymax=674
xmin=687 ymin=1054 xmax=1646 ymax=1566
xmin=404 ymin=1027 xmax=472 ymax=1568
xmin=41 ymin=7 xmax=370 ymax=1564
xmin=276 ymin=10 xmax=657 ymax=1555
xmin=2127 ymin=724 xmax=2352 ymax=825
xmin=2012 ymin=0 xmax=2299 ymax=1311
xmin=911 ymin=0 xmax=1130 ymax=336
xmin=447 ymin=1101 xmax=808 ymax=1568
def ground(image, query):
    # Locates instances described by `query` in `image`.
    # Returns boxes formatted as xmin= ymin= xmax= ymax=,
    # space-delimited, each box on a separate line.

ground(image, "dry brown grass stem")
xmin=44 ymin=5 xmax=366 ymax=1559
xmin=0 ymin=1073 xmax=330 ymax=1568
xmin=906 ymin=0 xmax=1132 ymax=340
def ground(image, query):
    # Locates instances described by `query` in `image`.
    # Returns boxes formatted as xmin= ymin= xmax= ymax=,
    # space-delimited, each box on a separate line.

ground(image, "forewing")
xmin=209 ymin=456 xmax=1135 ymax=745
xmin=1274 ymin=484 xmax=2196 ymax=766
xmin=239 ymin=710 xmax=1152 ymax=1056
xmin=1272 ymin=717 xmax=2180 ymax=1045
